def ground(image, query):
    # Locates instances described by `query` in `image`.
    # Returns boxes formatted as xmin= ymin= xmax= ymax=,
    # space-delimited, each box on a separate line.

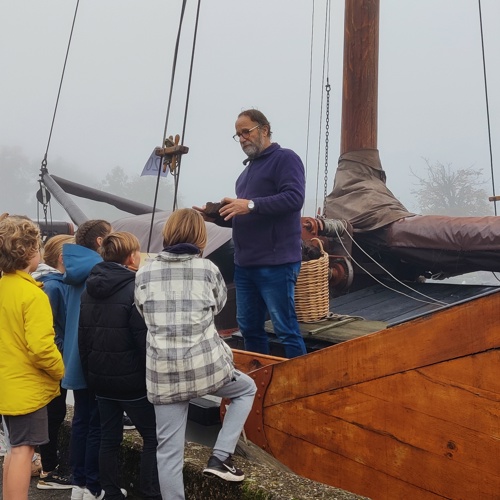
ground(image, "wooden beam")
xmin=341 ymin=0 xmax=380 ymax=154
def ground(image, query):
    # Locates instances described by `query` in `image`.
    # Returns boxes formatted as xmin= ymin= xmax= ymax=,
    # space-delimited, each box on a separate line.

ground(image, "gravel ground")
xmin=0 ymin=456 xmax=142 ymax=500
xmin=1 ymin=427 xmax=370 ymax=500
xmin=183 ymin=441 xmax=371 ymax=500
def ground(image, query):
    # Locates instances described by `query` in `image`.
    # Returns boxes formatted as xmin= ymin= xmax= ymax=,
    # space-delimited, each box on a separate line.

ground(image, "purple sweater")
xmin=233 ymin=143 xmax=305 ymax=267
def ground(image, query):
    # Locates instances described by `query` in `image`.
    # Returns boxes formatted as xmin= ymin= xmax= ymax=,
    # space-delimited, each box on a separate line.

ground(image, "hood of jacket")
xmin=86 ymin=261 xmax=136 ymax=300
xmin=63 ymin=244 xmax=102 ymax=286
xmin=32 ymin=263 xmax=61 ymax=281
xmin=155 ymin=251 xmax=198 ymax=264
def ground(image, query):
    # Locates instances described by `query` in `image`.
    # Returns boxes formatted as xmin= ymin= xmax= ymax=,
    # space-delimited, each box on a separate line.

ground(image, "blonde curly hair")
xmin=0 ymin=217 xmax=42 ymax=273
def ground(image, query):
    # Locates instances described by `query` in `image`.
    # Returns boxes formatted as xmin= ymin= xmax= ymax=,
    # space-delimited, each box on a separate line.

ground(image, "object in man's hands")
xmin=204 ymin=201 xmax=227 ymax=218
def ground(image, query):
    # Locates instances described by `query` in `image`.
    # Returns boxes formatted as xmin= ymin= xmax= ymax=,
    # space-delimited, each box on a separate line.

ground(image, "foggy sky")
xmin=1 ymin=0 xmax=499 ymax=221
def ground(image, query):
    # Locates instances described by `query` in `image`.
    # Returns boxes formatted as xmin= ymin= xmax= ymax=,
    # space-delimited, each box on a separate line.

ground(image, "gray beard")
xmin=243 ymin=144 xmax=260 ymax=158
xmin=241 ymin=131 xmax=265 ymax=159
xmin=243 ymin=136 xmax=266 ymax=158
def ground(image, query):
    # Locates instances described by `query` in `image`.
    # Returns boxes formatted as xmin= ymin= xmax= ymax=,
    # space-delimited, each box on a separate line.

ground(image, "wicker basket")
xmin=294 ymin=238 xmax=330 ymax=323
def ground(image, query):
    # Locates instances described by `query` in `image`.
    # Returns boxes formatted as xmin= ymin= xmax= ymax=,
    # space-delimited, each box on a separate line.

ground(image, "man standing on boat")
xmin=196 ymin=109 xmax=307 ymax=358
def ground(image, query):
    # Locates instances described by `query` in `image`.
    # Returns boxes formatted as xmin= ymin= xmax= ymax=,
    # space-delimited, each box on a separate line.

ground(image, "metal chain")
xmin=323 ymin=80 xmax=331 ymax=215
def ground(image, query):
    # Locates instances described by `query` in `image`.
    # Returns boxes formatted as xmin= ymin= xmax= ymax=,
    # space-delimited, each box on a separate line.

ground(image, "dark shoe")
xmin=37 ymin=468 xmax=73 ymax=490
xmin=203 ymin=455 xmax=244 ymax=482
xmin=123 ymin=414 xmax=135 ymax=430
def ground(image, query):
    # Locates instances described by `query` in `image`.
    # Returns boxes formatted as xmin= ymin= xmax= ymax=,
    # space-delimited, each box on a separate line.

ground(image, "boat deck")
xmin=332 ymin=280 xmax=500 ymax=326
xmin=232 ymin=281 xmax=500 ymax=355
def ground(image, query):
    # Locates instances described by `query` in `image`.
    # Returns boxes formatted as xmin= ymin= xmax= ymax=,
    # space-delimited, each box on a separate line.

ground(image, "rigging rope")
xmin=477 ymin=0 xmax=496 ymax=216
xmin=332 ymin=224 xmax=448 ymax=307
xmin=303 ymin=0 xmax=316 ymax=216
xmin=146 ymin=0 xmax=200 ymax=253
xmin=320 ymin=218 xmax=448 ymax=307
xmin=322 ymin=0 xmax=333 ymax=216
xmin=335 ymin=227 xmax=448 ymax=306
xmin=314 ymin=0 xmax=331 ymax=215
xmin=37 ymin=0 xmax=80 ymax=234
xmin=173 ymin=0 xmax=202 ymax=212
xmin=41 ymin=0 xmax=80 ymax=165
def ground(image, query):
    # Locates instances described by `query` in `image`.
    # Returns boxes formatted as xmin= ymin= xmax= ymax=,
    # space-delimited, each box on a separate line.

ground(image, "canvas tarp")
xmin=323 ymin=149 xmax=500 ymax=278
xmin=324 ymin=149 xmax=414 ymax=232
xmin=112 ymin=212 xmax=232 ymax=257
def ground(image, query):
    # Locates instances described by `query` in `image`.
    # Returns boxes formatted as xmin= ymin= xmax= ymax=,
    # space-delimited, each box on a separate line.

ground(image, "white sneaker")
xmin=82 ymin=488 xmax=104 ymax=500
xmin=71 ymin=486 xmax=86 ymax=500
xmin=82 ymin=487 xmax=127 ymax=499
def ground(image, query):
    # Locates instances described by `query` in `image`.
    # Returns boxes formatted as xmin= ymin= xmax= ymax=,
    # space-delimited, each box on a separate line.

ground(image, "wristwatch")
xmin=247 ymin=200 xmax=255 ymax=211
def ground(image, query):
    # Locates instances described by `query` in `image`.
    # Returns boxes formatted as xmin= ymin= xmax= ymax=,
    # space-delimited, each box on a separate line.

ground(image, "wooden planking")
xmin=385 ymin=285 xmax=498 ymax=325
xmin=277 ymin=367 xmax=500 ymax=476
xmin=299 ymin=319 xmax=386 ymax=344
xmin=419 ymin=349 xmax=500 ymax=395
xmin=265 ymin=318 xmax=387 ymax=344
xmin=332 ymin=283 xmax=499 ymax=325
xmin=263 ymin=426 xmax=445 ymax=500
xmin=265 ymin=292 xmax=500 ymax=405
xmin=331 ymin=287 xmax=399 ymax=318
xmin=232 ymin=349 xmax=284 ymax=374
xmin=262 ymin=388 xmax=500 ymax=500
xmin=237 ymin=292 xmax=500 ymax=498
xmin=337 ymin=291 xmax=438 ymax=323
xmin=296 ymin=319 xmax=386 ymax=334
xmin=354 ymin=358 xmax=500 ymax=440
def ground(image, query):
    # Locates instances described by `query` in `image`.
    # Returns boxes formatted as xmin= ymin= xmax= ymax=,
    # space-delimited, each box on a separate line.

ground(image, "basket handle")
xmin=309 ymin=237 xmax=326 ymax=254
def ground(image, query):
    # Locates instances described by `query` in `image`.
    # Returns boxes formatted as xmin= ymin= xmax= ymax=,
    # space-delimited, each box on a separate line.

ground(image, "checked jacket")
xmin=134 ymin=251 xmax=234 ymax=405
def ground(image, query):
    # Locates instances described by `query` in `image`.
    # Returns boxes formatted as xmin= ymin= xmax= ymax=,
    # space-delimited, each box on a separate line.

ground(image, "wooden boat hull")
xmin=233 ymin=289 xmax=500 ymax=499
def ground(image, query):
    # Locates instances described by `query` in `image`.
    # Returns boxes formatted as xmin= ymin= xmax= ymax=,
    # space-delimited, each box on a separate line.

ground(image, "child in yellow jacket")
xmin=0 ymin=217 xmax=64 ymax=500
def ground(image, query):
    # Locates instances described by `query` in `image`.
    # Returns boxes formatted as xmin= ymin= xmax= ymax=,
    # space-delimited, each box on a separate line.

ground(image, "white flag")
xmin=141 ymin=149 xmax=168 ymax=177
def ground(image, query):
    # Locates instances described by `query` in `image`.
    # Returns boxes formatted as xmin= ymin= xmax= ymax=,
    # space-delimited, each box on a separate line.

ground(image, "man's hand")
xmin=219 ymin=197 xmax=251 ymax=221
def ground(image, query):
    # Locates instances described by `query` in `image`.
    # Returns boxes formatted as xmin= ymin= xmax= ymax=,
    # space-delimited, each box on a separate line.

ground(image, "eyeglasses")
xmin=232 ymin=125 xmax=260 ymax=142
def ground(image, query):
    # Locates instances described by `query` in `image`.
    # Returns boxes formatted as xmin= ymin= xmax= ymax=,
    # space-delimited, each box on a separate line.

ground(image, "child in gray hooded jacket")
xmin=135 ymin=208 xmax=256 ymax=500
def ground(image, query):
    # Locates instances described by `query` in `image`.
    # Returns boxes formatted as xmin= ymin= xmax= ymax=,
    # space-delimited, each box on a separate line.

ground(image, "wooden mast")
xmin=340 ymin=0 xmax=379 ymax=155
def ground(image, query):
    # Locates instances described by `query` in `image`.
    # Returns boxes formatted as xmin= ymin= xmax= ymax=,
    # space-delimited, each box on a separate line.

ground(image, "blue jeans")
xmin=234 ymin=262 xmax=307 ymax=358
xmin=70 ymin=389 xmax=101 ymax=495
xmin=97 ymin=397 xmax=161 ymax=500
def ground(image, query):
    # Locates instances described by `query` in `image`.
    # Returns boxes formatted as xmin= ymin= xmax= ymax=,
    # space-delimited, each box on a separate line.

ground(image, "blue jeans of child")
xmin=97 ymin=397 xmax=161 ymax=499
xmin=234 ymin=262 xmax=307 ymax=358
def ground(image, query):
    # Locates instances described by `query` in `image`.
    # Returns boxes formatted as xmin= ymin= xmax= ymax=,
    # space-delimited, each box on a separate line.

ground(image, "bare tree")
xmin=0 ymin=148 xmax=179 ymax=221
xmin=410 ymin=159 xmax=492 ymax=216
xmin=0 ymin=146 xmax=39 ymax=215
